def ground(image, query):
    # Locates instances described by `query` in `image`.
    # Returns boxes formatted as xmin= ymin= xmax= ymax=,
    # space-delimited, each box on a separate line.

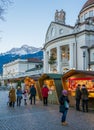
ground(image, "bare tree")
xmin=0 ymin=0 xmax=13 ymax=20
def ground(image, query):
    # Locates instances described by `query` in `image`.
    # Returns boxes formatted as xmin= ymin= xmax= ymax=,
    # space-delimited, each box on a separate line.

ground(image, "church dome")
xmin=80 ymin=0 xmax=94 ymax=13
xmin=78 ymin=0 xmax=94 ymax=23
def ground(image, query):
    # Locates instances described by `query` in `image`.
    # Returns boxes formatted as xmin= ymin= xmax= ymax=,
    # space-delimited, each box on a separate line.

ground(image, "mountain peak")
xmin=5 ymin=44 xmax=42 ymax=55
xmin=0 ymin=44 xmax=43 ymax=74
xmin=21 ymin=44 xmax=29 ymax=48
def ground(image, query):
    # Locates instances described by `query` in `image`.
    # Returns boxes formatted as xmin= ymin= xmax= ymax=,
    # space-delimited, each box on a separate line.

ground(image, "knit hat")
xmin=62 ymin=89 xmax=68 ymax=95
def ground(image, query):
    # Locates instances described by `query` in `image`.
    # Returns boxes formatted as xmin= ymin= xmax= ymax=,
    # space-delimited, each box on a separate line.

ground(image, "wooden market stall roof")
xmin=62 ymin=70 xmax=94 ymax=79
xmin=38 ymin=73 xmax=63 ymax=100
xmin=38 ymin=73 xmax=63 ymax=79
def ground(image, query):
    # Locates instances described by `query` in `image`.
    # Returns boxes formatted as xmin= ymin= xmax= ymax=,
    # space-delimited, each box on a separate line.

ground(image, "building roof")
xmin=62 ymin=69 xmax=94 ymax=79
xmin=40 ymin=73 xmax=63 ymax=80
xmin=26 ymin=67 xmax=42 ymax=72
xmin=80 ymin=0 xmax=94 ymax=13
xmin=27 ymin=58 xmax=42 ymax=63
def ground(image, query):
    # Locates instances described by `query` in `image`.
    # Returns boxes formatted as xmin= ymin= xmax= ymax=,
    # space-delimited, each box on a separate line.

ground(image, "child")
xmin=23 ymin=89 xmax=28 ymax=105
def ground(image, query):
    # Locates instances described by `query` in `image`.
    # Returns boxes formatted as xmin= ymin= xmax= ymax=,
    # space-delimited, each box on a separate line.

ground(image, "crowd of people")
xmin=8 ymin=83 xmax=89 ymax=127
xmin=8 ymin=83 xmax=49 ymax=108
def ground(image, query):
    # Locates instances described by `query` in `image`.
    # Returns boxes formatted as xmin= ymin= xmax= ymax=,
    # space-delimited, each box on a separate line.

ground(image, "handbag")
xmin=64 ymin=101 xmax=69 ymax=108
xmin=59 ymin=105 xmax=65 ymax=113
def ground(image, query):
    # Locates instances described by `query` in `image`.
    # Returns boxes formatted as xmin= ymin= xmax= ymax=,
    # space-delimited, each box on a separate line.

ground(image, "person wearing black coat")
xmin=59 ymin=89 xmax=69 ymax=126
xmin=75 ymin=84 xmax=82 ymax=111
xmin=29 ymin=84 xmax=36 ymax=105
xmin=81 ymin=84 xmax=89 ymax=112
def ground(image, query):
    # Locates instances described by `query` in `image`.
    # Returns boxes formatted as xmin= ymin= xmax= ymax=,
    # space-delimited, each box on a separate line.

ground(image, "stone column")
xmin=48 ymin=50 xmax=51 ymax=72
xmin=57 ymin=46 xmax=61 ymax=73
xmin=69 ymin=43 xmax=74 ymax=69
xmin=43 ymin=50 xmax=46 ymax=73
xmin=43 ymin=50 xmax=49 ymax=73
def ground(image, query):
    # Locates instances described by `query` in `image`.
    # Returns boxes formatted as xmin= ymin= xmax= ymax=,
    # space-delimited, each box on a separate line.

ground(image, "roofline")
xmin=62 ymin=69 xmax=94 ymax=79
xmin=45 ymin=21 xmax=74 ymax=43
xmin=44 ymin=29 xmax=94 ymax=49
xmin=52 ymin=21 xmax=74 ymax=29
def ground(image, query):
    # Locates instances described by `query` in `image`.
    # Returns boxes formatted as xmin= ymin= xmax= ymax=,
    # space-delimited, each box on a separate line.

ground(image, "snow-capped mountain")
xmin=5 ymin=45 xmax=42 ymax=55
xmin=0 ymin=45 xmax=43 ymax=74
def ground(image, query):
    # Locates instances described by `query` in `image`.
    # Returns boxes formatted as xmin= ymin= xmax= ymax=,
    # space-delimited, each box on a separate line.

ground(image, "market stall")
xmin=38 ymin=73 xmax=63 ymax=104
xmin=24 ymin=76 xmax=40 ymax=100
xmin=62 ymin=70 xmax=94 ymax=109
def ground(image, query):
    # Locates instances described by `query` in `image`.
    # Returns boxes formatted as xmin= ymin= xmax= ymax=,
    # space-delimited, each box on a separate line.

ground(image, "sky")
xmin=0 ymin=0 xmax=86 ymax=53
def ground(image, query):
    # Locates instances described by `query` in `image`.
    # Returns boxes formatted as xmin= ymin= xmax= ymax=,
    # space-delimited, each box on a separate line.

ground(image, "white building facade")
xmin=3 ymin=58 xmax=43 ymax=79
xmin=43 ymin=0 xmax=94 ymax=74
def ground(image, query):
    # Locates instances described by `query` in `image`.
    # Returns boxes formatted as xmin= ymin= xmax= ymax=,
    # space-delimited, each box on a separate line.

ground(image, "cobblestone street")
xmin=0 ymin=91 xmax=94 ymax=130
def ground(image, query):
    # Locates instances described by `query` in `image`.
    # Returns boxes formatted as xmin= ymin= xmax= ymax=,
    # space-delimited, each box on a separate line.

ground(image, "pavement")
xmin=0 ymin=90 xmax=94 ymax=130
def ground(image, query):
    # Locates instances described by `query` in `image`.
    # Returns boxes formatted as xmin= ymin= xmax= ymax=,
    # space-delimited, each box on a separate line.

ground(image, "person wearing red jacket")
xmin=42 ymin=84 xmax=49 ymax=106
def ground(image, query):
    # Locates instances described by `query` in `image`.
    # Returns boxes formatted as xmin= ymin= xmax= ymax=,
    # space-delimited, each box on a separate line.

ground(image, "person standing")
xmin=29 ymin=84 xmax=36 ymax=105
xmin=23 ymin=89 xmax=28 ymax=105
xmin=81 ymin=84 xmax=89 ymax=112
xmin=75 ymin=84 xmax=82 ymax=111
xmin=9 ymin=86 xmax=16 ymax=107
xmin=42 ymin=84 xmax=49 ymax=106
xmin=59 ymin=89 xmax=69 ymax=126
xmin=16 ymin=86 xmax=23 ymax=107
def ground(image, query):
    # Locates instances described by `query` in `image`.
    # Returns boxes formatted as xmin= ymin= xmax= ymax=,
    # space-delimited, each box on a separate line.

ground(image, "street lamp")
xmin=80 ymin=46 xmax=88 ymax=70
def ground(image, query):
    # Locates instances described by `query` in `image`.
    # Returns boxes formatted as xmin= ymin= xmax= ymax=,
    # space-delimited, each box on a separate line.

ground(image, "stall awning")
xmin=62 ymin=70 xmax=94 ymax=79
xmin=41 ymin=73 xmax=63 ymax=80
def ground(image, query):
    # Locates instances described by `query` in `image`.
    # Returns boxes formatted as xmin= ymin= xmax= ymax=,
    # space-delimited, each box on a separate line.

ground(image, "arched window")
xmin=51 ymin=28 xmax=55 ymax=37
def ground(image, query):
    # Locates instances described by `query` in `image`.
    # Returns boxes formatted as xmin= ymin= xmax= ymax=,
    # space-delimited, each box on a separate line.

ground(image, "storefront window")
xmin=68 ymin=77 xmax=94 ymax=92
xmin=44 ymin=79 xmax=58 ymax=104
xmin=44 ymin=79 xmax=55 ymax=90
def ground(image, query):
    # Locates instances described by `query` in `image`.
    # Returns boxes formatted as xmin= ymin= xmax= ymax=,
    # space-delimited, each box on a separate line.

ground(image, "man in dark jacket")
xmin=30 ymin=84 xmax=36 ymax=105
xmin=81 ymin=84 xmax=89 ymax=112
xmin=75 ymin=84 xmax=82 ymax=111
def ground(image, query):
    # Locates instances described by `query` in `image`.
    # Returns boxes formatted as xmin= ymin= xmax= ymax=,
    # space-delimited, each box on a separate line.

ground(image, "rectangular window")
xmin=90 ymin=52 xmax=94 ymax=61
xmin=84 ymin=13 xmax=88 ymax=20
xmin=92 ymin=53 xmax=94 ymax=61
xmin=89 ymin=10 xmax=93 ymax=17
xmin=80 ymin=16 xmax=83 ymax=22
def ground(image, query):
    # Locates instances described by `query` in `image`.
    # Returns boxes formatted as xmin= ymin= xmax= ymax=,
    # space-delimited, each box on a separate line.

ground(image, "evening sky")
xmin=0 ymin=0 xmax=86 ymax=53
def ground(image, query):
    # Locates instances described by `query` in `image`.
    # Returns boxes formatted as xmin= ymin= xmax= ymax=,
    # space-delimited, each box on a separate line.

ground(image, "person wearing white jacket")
xmin=23 ymin=89 xmax=28 ymax=105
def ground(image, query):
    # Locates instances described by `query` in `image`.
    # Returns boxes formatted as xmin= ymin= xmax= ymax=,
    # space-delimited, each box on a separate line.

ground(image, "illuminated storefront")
xmin=69 ymin=77 xmax=94 ymax=97
xmin=24 ymin=76 xmax=40 ymax=100
xmin=38 ymin=73 xmax=63 ymax=104
xmin=62 ymin=70 xmax=94 ymax=108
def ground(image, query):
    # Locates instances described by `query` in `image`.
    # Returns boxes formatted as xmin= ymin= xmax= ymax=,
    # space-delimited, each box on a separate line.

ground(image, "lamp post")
xmin=80 ymin=46 xmax=88 ymax=70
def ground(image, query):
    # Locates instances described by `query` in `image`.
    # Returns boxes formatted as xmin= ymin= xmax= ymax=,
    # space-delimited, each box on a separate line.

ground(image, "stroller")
xmin=7 ymin=94 xmax=12 ymax=107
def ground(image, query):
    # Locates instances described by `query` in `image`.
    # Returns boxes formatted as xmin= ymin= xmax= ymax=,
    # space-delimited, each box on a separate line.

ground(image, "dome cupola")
xmin=78 ymin=0 xmax=94 ymax=24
